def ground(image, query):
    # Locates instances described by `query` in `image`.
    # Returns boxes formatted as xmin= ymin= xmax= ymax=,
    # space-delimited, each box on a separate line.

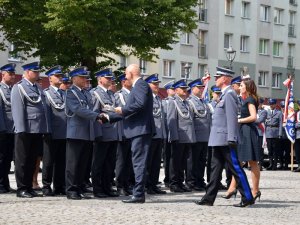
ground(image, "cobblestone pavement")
xmin=1 ymin=169 xmax=300 ymax=225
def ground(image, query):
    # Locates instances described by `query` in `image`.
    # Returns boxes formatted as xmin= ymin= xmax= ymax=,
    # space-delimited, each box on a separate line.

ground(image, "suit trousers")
xmin=92 ymin=140 xmax=117 ymax=194
xmin=169 ymin=142 xmax=190 ymax=187
xmin=295 ymin=139 xmax=300 ymax=164
xmin=278 ymin=139 xmax=290 ymax=166
xmin=65 ymin=139 xmax=91 ymax=194
xmin=203 ymin=146 xmax=253 ymax=204
xmin=42 ymin=138 xmax=66 ymax=190
xmin=267 ymin=138 xmax=280 ymax=169
xmin=163 ymin=141 xmax=171 ymax=184
xmin=14 ymin=133 xmax=42 ymax=191
xmin=257 ymin=136 xmax=264 ymax=166
xmin=84 ymin=141 xmax=93 ymax=184
xmin=0 ymin=133 xmax=14 ymax=190
xmin=146 ymin=138 xmax=163 ymax=189
xmin=115 ymin=139 xmax=133 ymax=189
xmin=130 ymin=134 xmax=152 ymax=197
xmin=186 ymin=142 xmax=208 ymax=188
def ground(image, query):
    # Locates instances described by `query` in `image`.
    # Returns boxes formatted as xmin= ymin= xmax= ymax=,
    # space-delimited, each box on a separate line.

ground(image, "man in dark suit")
xmin=115 ymin=64 xmax=155 ymax=203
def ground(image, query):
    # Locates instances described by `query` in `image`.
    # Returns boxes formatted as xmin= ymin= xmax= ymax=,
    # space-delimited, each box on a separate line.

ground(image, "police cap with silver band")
xmin=22 ymin=61 xmax=40 ymax=71
xmin=173 ymin=79 xmax=189 ymax=89
xmin=211 ymin=85 xmax=221 ymax=93
xmin=231 ymin=76 xmax=242 ymax=85
xmin=144 ymin=73 xmax=161 ymax=83
xmin=188 ymin=78 xmax=204 ymax=89
xmin=69 ymin=66 xmax=89 ymax=77
xmin=0 ymin=63 xmax=16 ymax=72
xmin=214 ymin=66 xmax=234 ymax=77
xmin=280 ymin=101 xmax=285 ymax=108
xmin=118 ymin=73 xmax=126 ymax=81
xmin=45 ymin=65 xmax=63 ymax=76
xmin=163 ymin=80 xmax=175 ymax=90
xmin=268 ymin=98 xmax=277 ymax=105
xmin=95 ymin=68 xmax=113 ymax=78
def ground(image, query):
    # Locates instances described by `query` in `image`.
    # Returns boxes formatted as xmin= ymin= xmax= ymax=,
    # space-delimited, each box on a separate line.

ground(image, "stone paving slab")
xmin=0 ymin=170 xmax=300 ymax=225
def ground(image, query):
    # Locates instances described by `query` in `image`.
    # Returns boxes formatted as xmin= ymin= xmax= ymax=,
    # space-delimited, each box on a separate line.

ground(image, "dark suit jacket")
xmin=121 ymin=78 xmax=155 ymax=139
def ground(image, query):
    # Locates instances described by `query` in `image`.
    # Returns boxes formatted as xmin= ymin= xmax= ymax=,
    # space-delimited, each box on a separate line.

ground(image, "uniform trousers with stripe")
xmin=202 ymin=146 xmax=253 ymax=204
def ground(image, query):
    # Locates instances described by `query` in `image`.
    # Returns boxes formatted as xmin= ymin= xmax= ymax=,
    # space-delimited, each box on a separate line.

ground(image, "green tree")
xmin=0 ymin=0 xmax=197 ymax=72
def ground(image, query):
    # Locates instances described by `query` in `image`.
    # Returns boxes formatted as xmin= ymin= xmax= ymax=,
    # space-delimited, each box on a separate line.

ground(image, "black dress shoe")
xmin=218 ymin=184 xmax=228 ymax=190
xmin=122 ymin=196 xmax=145 ymax=203
xmin=170 ymin=185 xmax=184 ymax=193
xmin=94 ymin=192 xmax=108 ymax=198
xmin=0 ymin=188 xmax=9 ymax=194
xmin=193 ymin=186 xmax=206 ymax=192
xmin=180 ymin=185 xmax=192 ymax=192
xmin=293 ymin=167 xmax=300 ymax=172
xmin=153 ymin=187 xmax=167 ymax=194
xmin=17 ymin=190 xmax=33 ymax=198
xmin=233 ymin=199 xmax=254 ymax=207
xmin=79 ymin=193 xmax=92 ymax=199
xmin=117 ymin=188 xmax=132 ymax=196
xmin=67 ymin=192 xmax=82 ymax=200
xmin=54 ymin=188 xmax=66 ymax=195
xmin=105 ymin=190 xmax=119 ymax=197
xmin=194 ymin=199 xmax=213 ymax=206
xmin=28 ymin=189 xmax=39 ymax=197
xmin=42 ymin=188 xmax=54 ymax=197
xmin=146 ymin=188 xmax=156 ymax=195
xmin=82 ymin=187 xmax=93 ymax=193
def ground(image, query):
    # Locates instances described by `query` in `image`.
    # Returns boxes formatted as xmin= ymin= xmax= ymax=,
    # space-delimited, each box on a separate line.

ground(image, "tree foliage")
xmin=0 ymin=0 xmax=197 ymax=71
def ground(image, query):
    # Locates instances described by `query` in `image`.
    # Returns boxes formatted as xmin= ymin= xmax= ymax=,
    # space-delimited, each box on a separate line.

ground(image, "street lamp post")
xmin=184 ymin=63 xmax=191 ymax=82
xmin=225 ymin=46 xmax=236 ymax=69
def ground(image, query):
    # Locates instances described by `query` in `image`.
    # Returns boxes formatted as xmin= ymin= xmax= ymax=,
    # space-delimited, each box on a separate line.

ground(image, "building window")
xmin=199 ymin=0 xmax=207 ymax=22
xmin=225 ymin=0 xmax=233 ymax=15
xmin=182 ymin=33 xmax=191 ymax=45
xmin=139 ymin=59 xmax=147 ymax=75
xmin=241 ymin=1 xmax=250 ymax=18
xmin=274 ymin=8 xmax=284 ymax=24
xmin=224 ymin=33 xmax=233 ymax=49
xmin=273 ymin=42 xmax=283 ymax=57
xmin=240 ymin=36 xmax=249 ymax=52
xmin=259 ymin=39 xmax=269 ymax=55
xmin=181 ymin=62 xmax=192 ymax=79
xmin=198 ymin=64 xmax=207 ymax=78
xmin=163 ymin=60 xmax=174 ymax=77
xmin=258 ymin=71 xmax=268 ymax=87
xmin=272 ymin=73 xmax=282 ymax=88
xmin=8 ymin=43 xmax=21 ymax=61
xmin=260 ymin=5 xmax=270 ymax=22
xmin=119 ymin=55 xmax=127 ymax=68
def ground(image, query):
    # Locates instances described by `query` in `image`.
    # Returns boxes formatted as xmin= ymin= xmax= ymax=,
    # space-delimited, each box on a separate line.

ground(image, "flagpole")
xmin=291 ymin=143 xmax=294 ymax=171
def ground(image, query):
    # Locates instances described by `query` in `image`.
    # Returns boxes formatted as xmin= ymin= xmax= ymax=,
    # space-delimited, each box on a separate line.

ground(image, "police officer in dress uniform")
xmin=265 ymin=98 xmax=283 ymax=171
xmin=194 ymin=66 xmax=254 ymax=207
xmin=278 ymin=101 xmax=290 ymax=170
xmin=60 ymin=76 xmax=72 ymax=91
xmin=11 ymin=62 xmax=51 ymax=198
xmin=144 ymin=74 xmax=167 ymax=195
xmin=294 ymin=103 xmax=300 ymax=172
xmin=0 ymin=63 xmax=16 ymax=193
xmin=162 ymin=80 xmax=175 ymax=188
xmin=42 ymin=66 xmax=67 ymax=196
xmin=65 ymin=66 xmax=108 ymax=200
xmin=90 ymin=68 xmax=119 ymax=198
xmin=115 ymin=74 xmax=134 ymax=196
xmin=186 ymin=78 xmax=211 ymax=191
xmin=255 ymin=98 xmax=268 ymax=170
xmin=167 ymin=79 xmax=196 ymax=193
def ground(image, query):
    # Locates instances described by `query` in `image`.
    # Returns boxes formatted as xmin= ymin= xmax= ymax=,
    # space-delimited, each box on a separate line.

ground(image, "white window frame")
xmin=225 ymin=0 xmax=233 ymax=15
xmin=241 ymin=1 xmax=250 ymax=18
xmin=139 ymin=59 xmax=147 ymax=75
xmin=182 ymin=33 xmax=191 ymax=45
xmin=119 ymin=55 xmax=127 ymax=68
xmin=258 ymin=71 xmax=268 ymax=87
xmin=259 ymin=39 xmax=269 ymax=55
xmin=260 ymin=5 xmax=270 ymax=22
xmin=290 ymin=11 xmax=296 ymax=24
xmin=181 ymin=62 xmax=192 ymax=79
xmin=272 ymin=72 xmax=282 ymax=88
xmin=240 ymin=35 xmax=249 ymax=52
xmin=8 ymin=43 xmax=21 ymax=62
xmin=163 ymin=60 xmax=174 ymax=77
xmin=224 ymin=33 xmax=233 ymax=49
xmin=198 ymin=64 xmax=207 ymax=78
xmin=273 ymin=41 xmax=283 ymax=57
xmin=274 ymin=8 xmax=284 ymax=24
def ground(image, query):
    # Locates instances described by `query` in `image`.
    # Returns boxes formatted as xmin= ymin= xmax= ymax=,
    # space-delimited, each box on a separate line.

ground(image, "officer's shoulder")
xmin=89 ymin=87 xmax=97 ymax=92
xmin=44 ymin=87 xmax=50 ymax=92
xmin=16 ymin=80 xmax=22 ymax=84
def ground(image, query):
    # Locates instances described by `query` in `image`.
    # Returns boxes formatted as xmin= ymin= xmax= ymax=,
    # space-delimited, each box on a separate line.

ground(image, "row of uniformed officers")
xmin=0 ymin=62 xmax=299 ymax=201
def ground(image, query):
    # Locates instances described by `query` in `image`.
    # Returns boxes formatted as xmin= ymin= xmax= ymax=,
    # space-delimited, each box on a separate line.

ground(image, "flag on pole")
xmin=283 ymin=78 xmax=296 ymax=143
xmin=201 ymin=71 xmax=211 ymax=103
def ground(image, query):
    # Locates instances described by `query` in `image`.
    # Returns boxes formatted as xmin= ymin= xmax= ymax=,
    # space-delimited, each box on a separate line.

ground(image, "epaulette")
xmin=16 ymin=80 xmax=22 ymax=84
xmin=44 ymin=87 xmax=50 ymax=91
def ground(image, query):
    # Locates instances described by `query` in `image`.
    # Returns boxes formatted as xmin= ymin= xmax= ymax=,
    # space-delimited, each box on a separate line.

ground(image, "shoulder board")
xmin=90 ymin=87 xmax=96 ymax=92
xmin=44 ymin=87 xmax=50 ymax=91
xmin=17 ymin=80 xmax=22 ymax=84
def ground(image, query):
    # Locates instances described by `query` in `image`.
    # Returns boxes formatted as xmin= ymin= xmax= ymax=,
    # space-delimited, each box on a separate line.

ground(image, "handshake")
xmin=97 ymin=113 xmax=109 ymax=124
